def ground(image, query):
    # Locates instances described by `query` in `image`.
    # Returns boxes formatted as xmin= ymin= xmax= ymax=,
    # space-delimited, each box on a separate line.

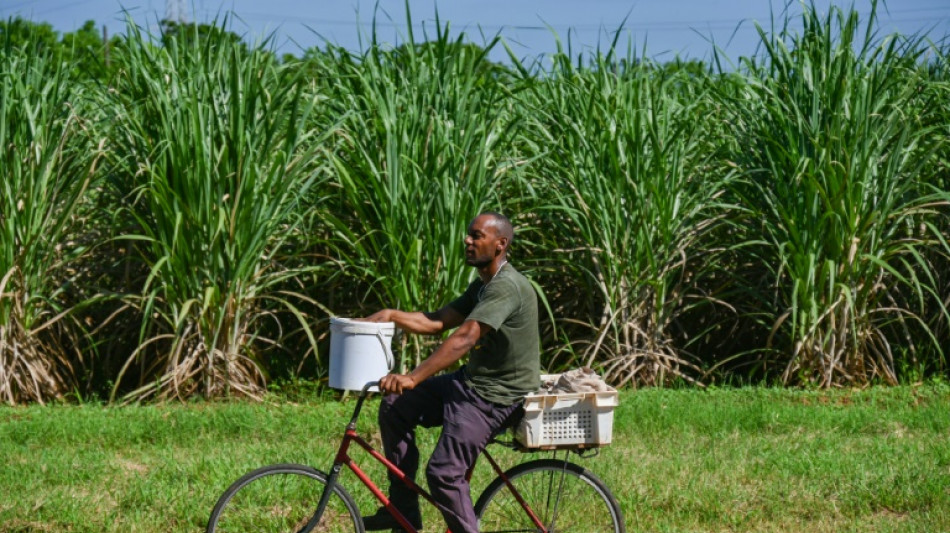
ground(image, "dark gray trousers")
xmin=378 ymin=370 xmax=520 ymax=533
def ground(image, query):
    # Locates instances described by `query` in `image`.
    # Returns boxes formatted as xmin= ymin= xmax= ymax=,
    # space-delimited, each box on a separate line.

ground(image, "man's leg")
xmin=425 ymin=375 xmax=520 ymax=533
xmin=374 ymin=373 xmax=454 ymax=528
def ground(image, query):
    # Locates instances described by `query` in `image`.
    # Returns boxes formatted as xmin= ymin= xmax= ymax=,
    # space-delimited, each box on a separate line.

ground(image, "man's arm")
xmin=378 ymin=319 xmax=490 ymax=394
xmin=365 ymin=305 xmax=465 ymax=335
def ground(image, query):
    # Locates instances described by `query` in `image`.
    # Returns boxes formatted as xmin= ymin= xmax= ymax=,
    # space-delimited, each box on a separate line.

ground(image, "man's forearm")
xmin=407 ymin=327 xmax=477 ymax=383
xmin=369 ymin=309 xmax=445 ymax=335
xmin=378 ymin=319 xmax=486 ymax=394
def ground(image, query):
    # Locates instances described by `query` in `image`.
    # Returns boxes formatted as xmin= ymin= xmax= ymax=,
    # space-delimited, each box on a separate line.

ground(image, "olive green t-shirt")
xmin=448 ymin=264 xmax=540 ymax=405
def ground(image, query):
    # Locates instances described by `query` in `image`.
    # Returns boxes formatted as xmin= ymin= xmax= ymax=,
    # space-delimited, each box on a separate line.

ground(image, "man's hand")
xmin=362 ymin=309 xmax=395 ymax=323
xmin=379 ymin=373 xmax=416 ymax=395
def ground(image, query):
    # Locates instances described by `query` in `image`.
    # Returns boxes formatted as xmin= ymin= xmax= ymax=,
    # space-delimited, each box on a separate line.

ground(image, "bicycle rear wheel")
xmin=206 ymin=463 xmax=364 ymax=533
xmin=474 ymin=458 xmax=625 ymax=533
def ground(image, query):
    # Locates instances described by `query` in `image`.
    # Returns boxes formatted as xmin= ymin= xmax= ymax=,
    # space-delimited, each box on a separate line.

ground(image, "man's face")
xmin=464 ymin=215 xmax=502 ymax=268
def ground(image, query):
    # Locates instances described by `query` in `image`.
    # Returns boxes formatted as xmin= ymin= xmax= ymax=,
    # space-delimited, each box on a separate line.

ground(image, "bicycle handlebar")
xmin=344 ymin=380 xmax=381 ymax=429
xmin=361 ymin=380 xmax=380 ymax=395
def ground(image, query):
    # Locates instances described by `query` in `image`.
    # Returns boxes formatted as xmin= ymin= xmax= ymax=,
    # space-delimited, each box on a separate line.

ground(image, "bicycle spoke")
xmin=207 ymin=464 xmax=363 ymax=533
xmin=475 ymin=459 xmax=625 ymax=533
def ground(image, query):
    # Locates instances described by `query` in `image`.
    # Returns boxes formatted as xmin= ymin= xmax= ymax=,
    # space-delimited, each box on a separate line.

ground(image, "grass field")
xmin=2 ymin=383 xmax=949 ymax=532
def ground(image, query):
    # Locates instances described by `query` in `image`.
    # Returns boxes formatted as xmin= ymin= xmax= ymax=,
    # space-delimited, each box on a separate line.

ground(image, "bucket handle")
xmin=376 ymin=331 xmax=394 ymax=370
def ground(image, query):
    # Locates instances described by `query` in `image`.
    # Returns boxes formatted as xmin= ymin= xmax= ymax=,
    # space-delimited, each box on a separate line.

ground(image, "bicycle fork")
xmin=300 ymin=432 xmax=352 ymax=533
xmin=300 ymin=389 xmax=371 ymax=533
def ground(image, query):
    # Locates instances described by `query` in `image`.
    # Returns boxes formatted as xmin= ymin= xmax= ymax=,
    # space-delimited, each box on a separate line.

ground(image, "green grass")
xmin=99 ymin=19 xmax=335 ymax=402
xmin=0 ymin=20 xmax=101 ymax=403
xmin=514 ymin=47 xmax=735 ymax=387
xmin=714 ymin=3 xmax=950 ymax=386
xmin=2 ymin=384 xmax=949 ymax=532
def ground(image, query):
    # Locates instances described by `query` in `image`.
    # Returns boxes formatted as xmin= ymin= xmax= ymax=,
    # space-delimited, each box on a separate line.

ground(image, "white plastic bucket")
xmin=328 ymin=317 xmax=395 ymax=391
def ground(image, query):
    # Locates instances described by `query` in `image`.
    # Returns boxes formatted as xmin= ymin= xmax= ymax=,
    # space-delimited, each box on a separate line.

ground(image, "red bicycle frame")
xmin=301 ymin=381 xmax=548 ymax=533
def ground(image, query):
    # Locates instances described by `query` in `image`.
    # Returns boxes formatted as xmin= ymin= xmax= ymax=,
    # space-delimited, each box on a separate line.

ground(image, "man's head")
xmin=464 ymin=212 xmax=513 ymax=268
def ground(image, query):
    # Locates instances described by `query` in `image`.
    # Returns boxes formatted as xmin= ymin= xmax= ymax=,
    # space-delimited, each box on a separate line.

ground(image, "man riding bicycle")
xmin=361 ymin=211 xmax=540 ymax=533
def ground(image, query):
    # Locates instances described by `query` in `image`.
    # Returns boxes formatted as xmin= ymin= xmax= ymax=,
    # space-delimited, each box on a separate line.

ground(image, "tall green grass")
xmin=924 ymin=46 xmax=950 ymax=365
xmin=717 ymin=4 xmax=950 ymax=385
xmin=312 ymin=18 xmax=526 ymax=367
xmin=516 ymin=47 xmax=736 ymax=386
xmin=101 ymin=20 xmax=335 ymax=401
xmin=1 ymin=3 xmax=949 ymax=402
xmin=0 ymin=29 xmax=100 ymax=403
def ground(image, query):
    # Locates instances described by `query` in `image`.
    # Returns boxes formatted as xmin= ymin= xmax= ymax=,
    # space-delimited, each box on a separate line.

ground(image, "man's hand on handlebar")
xmin=379 ymin=373 xmax=416 ymax=395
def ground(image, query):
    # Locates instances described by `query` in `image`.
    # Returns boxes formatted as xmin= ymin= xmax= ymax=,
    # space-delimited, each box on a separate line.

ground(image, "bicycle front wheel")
xmin=474 ymin=458 xmax=625 ymax=533
xmin=206 ymin=463 xmax=364 ymax=533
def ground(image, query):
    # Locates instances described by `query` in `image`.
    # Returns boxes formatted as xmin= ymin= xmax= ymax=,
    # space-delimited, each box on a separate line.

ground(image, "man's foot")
xmin=361 ymin=508 xmax=422 ymax=532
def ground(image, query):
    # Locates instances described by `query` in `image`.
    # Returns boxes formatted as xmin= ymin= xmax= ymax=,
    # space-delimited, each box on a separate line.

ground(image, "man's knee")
xmin=425 ymin=453 xmax=468 ymax=491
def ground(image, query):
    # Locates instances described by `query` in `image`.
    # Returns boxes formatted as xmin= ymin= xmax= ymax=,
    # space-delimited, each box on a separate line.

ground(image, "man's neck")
xmin=478 ymin=257 xmax=508 ymax=283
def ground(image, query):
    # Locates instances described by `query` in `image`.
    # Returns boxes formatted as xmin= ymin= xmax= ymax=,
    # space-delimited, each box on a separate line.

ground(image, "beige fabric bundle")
xmin=539 ymin=367 xmax=613 ymax=393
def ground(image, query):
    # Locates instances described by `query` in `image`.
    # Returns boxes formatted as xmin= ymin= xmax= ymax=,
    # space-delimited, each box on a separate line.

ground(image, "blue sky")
xmin=3 ymin=1 xmax=949 ymax=63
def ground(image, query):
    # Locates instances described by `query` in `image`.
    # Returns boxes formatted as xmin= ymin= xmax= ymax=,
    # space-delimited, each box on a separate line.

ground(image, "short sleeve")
xmin=467 ymin=277 xmax=519 ymax=330
xmin=448 ymin=280 xmax=482 ymax=316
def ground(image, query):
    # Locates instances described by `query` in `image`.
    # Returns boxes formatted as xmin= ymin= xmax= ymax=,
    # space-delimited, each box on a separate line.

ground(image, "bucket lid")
xmin=330 ymin=317 xmax=396 ymax=335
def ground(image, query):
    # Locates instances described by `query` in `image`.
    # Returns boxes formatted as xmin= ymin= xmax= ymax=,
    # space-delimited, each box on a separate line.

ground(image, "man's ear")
xmin=496 ymin=237 xmax=508 ymax=252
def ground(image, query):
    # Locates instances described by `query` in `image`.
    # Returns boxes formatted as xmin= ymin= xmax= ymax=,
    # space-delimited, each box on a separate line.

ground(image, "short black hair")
xmin=480 ymin=211 xmax=514 ymax=244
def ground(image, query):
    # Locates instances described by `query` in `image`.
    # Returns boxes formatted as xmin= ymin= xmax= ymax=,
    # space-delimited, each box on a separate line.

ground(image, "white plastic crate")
xmin=514 ymin=376 xmax=618 ymax=449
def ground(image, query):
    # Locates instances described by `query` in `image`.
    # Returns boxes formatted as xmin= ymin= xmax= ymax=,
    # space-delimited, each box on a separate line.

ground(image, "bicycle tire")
xmin=474 ymin=458 xmax=625 ymax=533
xmin=206 ymin=463 xmax=365 ymax=533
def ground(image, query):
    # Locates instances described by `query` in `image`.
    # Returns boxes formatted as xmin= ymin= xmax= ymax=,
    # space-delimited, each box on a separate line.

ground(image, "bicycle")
xmin=206 ymin=380 xmax=625 ymax=532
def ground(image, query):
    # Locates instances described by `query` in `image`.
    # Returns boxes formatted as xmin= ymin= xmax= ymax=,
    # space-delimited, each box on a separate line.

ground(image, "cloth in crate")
xmin=539 ymin=367 xmax=614 ymax=393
